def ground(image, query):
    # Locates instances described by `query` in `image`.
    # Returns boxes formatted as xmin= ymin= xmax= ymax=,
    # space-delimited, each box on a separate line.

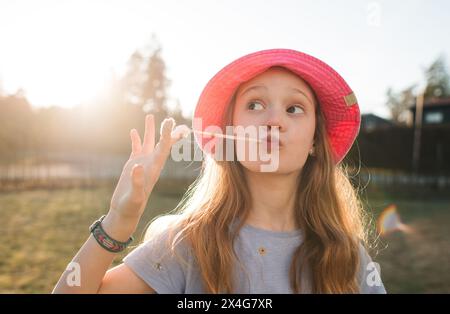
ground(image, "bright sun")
xmin=0 ymin=1 xmax=144 ymax=108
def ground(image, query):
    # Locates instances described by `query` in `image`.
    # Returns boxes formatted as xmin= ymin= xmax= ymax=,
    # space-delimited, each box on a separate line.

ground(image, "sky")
xmin=0 ymin=0 xmax=449 ymax=119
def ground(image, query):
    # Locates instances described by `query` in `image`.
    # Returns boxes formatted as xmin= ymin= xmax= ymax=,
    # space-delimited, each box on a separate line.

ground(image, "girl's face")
xmin=232 ymin=67 xmax=316 ymax=174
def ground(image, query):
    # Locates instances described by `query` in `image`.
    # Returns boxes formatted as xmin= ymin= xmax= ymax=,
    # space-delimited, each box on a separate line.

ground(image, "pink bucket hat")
xmin=193 ymin=48 xmax=361 ymax=164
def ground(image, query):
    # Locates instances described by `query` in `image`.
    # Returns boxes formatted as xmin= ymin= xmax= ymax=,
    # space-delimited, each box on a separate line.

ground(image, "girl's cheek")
xmin=289 ymin=128 xmax=314 ymax=148
xmin=232 ymin=108 xmax=247 ymax=126
xmin=233 ymin=112 xmax=257 ymax=127
xmin=291 ymin=137 xmax=308 ymax=151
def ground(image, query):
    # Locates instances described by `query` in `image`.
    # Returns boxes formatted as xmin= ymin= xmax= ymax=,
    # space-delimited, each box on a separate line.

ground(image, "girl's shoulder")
xmin=139 ymin=213 xmax=191 ymax=262
xmin=144 ymin=213 xmax=183 ymax=241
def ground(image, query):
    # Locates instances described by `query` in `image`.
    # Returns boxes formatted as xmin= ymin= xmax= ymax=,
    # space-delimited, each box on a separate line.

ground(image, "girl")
xmin=53 ymin=49 xmax=386 ymax=294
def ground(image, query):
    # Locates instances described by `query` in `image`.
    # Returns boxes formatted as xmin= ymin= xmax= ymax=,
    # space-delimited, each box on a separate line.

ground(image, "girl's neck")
xmin=244 ymin=169 xmax=300 ymax=232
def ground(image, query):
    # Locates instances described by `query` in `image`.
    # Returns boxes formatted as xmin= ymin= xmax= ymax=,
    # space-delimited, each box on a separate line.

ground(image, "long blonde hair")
xmin=144 ymin=70 xmax=370 ymax=293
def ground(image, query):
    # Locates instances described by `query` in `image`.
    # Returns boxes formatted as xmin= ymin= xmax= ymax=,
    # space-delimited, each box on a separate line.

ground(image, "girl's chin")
xmin=239 ymin=161 xmax=282 ymax=173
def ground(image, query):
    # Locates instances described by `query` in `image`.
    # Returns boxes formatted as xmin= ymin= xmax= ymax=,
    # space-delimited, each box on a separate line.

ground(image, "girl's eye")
xmin=287 ymin=105 xmax=304 ymax=114
xmin=247 ymin=101 xmax=264 ymax=111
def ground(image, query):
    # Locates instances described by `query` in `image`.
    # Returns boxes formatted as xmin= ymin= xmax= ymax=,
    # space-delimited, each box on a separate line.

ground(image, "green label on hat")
xmin=344 ymin=92 xmax=357 ymax=107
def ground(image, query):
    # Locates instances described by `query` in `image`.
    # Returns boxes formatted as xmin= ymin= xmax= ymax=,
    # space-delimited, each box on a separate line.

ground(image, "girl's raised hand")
xmin=108 ymin=115 xmax=188 ymax=230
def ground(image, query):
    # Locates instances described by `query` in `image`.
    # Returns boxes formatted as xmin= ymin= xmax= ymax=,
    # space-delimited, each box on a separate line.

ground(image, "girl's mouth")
xmin=262 ymin=136 xmax=282 ymax=149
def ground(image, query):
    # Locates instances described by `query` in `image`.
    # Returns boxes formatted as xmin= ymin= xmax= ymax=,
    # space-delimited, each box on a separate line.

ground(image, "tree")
xmin=141 ymin=47 xmax=171 ymax=125
xmin=120 ymin=37 xmax=172 ymax=127
xmin=386 ymin=85 xmax=415 ymax=125
xmin=0 ymin=91 xmax=34 ymax=175
xmin=423 ymin=55 xmax=450 ymax=100
xmin=385 ymin=55 xmax=450 ymax=125
xmin=122 ymin=50 xmax=146 ymax=106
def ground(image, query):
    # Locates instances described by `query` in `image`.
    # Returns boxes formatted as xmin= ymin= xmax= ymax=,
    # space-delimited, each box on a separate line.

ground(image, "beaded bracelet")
xmin=89 ymin=215 xmax=134 ymax=253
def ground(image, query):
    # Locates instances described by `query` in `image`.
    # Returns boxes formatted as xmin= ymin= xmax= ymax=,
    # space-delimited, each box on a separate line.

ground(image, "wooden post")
xmin=412 ymin=92 xmax=424 ymax=174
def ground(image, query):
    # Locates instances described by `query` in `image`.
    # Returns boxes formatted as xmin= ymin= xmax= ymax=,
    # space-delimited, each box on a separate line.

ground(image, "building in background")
xmin=409 ymin=97 xmax=450 ymax=126
xmin=361 ymin=113 xmax=395 ymax=132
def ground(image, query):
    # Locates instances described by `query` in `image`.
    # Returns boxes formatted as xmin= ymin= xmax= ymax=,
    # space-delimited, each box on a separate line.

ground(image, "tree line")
xmin=0 ymin=42 xmax=190 ymax=167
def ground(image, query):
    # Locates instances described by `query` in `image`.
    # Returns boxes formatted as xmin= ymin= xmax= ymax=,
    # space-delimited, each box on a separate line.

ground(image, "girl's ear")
xmin=309 ymin=142 xmax=315 ymax=156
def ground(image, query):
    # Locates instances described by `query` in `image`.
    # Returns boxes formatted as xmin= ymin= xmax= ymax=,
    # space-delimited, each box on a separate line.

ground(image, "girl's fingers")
xmin=130 ymin=163 xmax=145 ymax=205
xmin=130 ymin=129 xmax=143 ymax=158
xmin=142 ymin=114 xmax=155 ymax=155
xmin=154 ymin=117 xmax=176 ymax=164
xmin=171 ymin=124 xmax=191 ymax=141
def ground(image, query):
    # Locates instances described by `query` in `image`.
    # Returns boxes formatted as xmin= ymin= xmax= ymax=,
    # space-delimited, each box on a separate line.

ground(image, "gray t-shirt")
xmin=123 ymin=217 xmax=386 ymax=294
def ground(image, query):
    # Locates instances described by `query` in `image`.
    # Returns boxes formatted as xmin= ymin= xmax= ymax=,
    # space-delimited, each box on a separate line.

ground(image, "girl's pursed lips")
xmin=261 ymin=134 xmax=283 ymax=147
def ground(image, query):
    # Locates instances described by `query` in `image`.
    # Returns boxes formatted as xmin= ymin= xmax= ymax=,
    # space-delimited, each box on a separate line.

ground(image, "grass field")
xmin=0 ymin=181 xmax=449 ymax=293
xmin=363 ymin=190 xmax=450 ymax=293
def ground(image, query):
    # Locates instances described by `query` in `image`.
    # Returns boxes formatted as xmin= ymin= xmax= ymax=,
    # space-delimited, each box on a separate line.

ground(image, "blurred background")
xmin=0 ymin=0 xmax=449 ymax=293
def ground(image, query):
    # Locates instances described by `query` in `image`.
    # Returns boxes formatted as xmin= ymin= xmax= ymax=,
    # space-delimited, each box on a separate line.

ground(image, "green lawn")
xmin=362 ymin=190 xmax=450 ymax=293
xmin=0 ymin=182 xmax=183 ymax=293
xmin=0 ymin=182 xmax=449 ymax=293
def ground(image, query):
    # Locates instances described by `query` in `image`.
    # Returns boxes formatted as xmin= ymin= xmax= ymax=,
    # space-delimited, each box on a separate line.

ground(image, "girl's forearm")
xmin=52 ymin=212 xmax=138 ymax=294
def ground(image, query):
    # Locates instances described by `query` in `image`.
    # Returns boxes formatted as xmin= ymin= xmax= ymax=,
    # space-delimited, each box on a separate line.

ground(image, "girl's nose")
xmin=265 ymin=106 xmax=285 ymax=132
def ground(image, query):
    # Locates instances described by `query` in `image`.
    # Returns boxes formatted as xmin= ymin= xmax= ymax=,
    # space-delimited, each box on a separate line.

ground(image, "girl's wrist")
xmin=101 ymin=211 xmax=139 ymax=243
